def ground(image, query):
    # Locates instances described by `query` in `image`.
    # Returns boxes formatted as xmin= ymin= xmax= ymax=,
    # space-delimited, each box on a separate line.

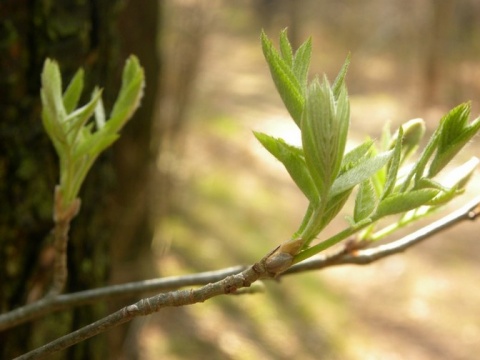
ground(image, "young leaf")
xmin=64 ymin=88 xmax=103 ymax=144
xmin=254 ymin=132 xmax=319 ymax=203
xmin=354 ymin=179 xmax=377 ymax=222
xmin=41 ymin=59 xmax=69 ymax=155
xmin=332 ymin=54 xmax=351 ymax=99
xmin=63 ymin=68 xmax=84 ymax=114
xmin=428 ymin=103 xmax=480 ymax=177
xmin=292 ymin=37 xmax=312 ymax=89
xmin=329 ymin=150 xmax=393 ymax=198
xmin=41 ymin=59 xmax=67 ymax=121
xmin=375 ymin=189 xmax=439 ymax=218
xmin=425 ymin=186 xmax=460 ymax=206
xmin=401 ymin=125 xmax=440 ymax=191
xmin=341 ymin=139 xmax=374 ymax=170
xmin=279 ymin=29 xmax=293 ymax=67
xmin=382 ymin=127 xmax=403 ymax=199
xmin=261 ymin=30 xmax=305 ymax=126
xmin=108 ymin=55 xmax=145 ymax=134
xmin=302 ymin=77 xmax=349 ymax=197
xmin=390 ymin=118 xmax=425 ymax=164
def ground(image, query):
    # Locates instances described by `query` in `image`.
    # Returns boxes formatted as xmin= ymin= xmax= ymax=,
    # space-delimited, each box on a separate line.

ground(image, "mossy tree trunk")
xmin=0 ymin=1 xmax=159 ymax=358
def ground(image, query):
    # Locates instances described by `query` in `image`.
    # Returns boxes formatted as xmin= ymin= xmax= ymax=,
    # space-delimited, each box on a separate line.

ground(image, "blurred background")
xmin=1 ymin=0 xmax=480 ymax=359
xmin=145 ymin=1 xmax=480 ymax=359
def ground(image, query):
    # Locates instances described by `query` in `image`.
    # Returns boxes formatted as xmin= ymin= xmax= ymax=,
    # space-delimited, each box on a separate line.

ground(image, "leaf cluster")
xmin=41 ymin=56 xmax=145 ymax=210
xmin=257 ymin=30 xmax=480 ymax=262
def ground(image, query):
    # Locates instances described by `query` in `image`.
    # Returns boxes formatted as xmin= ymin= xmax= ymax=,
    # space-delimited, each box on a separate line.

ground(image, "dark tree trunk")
xmin=0 ymin=1 xmax=159 ymax=358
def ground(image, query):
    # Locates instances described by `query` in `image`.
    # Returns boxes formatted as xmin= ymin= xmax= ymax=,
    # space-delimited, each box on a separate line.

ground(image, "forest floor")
xmin=139 ymin=12 xmax=480 ymax=360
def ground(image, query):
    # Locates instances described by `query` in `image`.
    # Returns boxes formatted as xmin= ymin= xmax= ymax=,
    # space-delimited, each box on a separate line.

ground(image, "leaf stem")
xmin=294 ymin=219 xmax=372 ymax=263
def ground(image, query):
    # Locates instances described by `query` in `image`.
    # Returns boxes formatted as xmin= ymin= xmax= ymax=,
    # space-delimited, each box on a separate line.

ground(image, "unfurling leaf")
xmin=261 ymin=30 xmax=305 ymax=126
xmin=302 ymin=77 xmax=349 ymax=198
xmin=375 ymin=189 xmax=439 ymax=218
xmin=107 ymin=55 xmax=145 ymax=134
xmin=62 ymin=68 xmax=85 ymax=114
xmin=382 ymin=127 xmax=403 ymax=199
xmin=292 ymin=36 xmax=312 ymax=90
xmin=428 ymin=103 xmax=480 ymax=177
xmin=254 ymin=132 xmax=319 ymax=203
xmin=329 ymin=150 xmax=393 ymax=198
xmin=389 ymin=118 xmax=425 ymax=165
xmin=332 ymin=54 xmax=351 ymax=99
xmin=343 ymin=140 xmax=374 ymax=166
xmin=354 ymin=179 xmax=377 ymax=222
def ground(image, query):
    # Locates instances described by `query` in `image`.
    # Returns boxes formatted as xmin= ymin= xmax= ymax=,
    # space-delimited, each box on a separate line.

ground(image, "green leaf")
xmin=302 ymin=77 xmax=349 ymax=197
xmin=429 ymin=103 xmax=480 ymax=177
xmin=292 ymin=37 xmax=312 ymax=90
xmin=329 ymin=150 xmax=393 ymax=198
xmin=261 ymin=30 xmax=305 ymax=126
xmin=254 ymin=132 xmax=319 ymax=203
xmin=64 ymin=88 xmax=102 ymax=144
xmin=41 ymin=59 xmax=67 ymax=122
xmin=108 ymin=55 xmax=145 ymax=134
xmin=390 ymin=118 xmax=425 ymax=164
xmin=41 ymin=59 xmax=69 ymax=155
xmin=63 ymin=68 xmax=84 ymax=114
xmin=375 ymin=189 xmax=439 ymax=218
xmin=425 ymin=186 xmax=460 ymax=206
xmin=401 ymin=124 xmax=440 ymax=191
xmin=279 ymin=29 xmax=293 ymax=67
xmin=354 ymin=179 xmax=377 ymax=222
xmin=332 ymin=54 xmax=350 ymax=99
xmin=382 ymin=127 xmax=403 ymax=199
xmin=75 ymin=130 xmax=119 ymax=159
xmin=341 ymin=139 xmax=374 ymax=170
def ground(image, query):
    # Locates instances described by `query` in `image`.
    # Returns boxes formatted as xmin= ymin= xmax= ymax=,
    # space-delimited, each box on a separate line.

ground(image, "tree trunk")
xmin=0 ymin=1 xmax=159 ymax=358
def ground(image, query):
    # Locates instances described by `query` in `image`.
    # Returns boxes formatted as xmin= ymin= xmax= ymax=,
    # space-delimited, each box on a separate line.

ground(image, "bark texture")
xmin=0 ymin=1 xmax=159 ymax=358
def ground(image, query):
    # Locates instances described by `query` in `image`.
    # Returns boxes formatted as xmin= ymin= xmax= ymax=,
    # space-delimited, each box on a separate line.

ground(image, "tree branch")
xmin=7 ymin=195 xmax=480 ymax=359
xmin=0 ymin=266 xmax=246 ymax=331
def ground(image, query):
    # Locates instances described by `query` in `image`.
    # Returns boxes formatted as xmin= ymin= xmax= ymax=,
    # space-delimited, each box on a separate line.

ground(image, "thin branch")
xmin=2 ymin=196 xmax=479 ymax=331
xmin=48 ymin=188 xmax=81 ymax=296
xmin=15 ymin=250 xmax=279 ymax=360
xmin=0 ymin=266 xmax=246 ymax=331
xmin=11 ymin=195 xmax=480 ymax=359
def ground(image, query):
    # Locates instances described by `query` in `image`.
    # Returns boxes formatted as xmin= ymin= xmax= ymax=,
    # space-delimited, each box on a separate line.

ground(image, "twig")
xmin=0 ymin=266 xmax=246 ymax=331
xmin=48 ymin=188 xmax=80 ymax=296
xmin=7 ymin=195 xmax=480 ymax=359
xmin=14 ymin=249 xmax=282 ymax=360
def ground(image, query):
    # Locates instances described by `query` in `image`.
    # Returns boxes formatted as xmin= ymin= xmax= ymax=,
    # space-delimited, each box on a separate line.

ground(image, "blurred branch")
xmin=8 ymin=195 xmax=480 ymax=359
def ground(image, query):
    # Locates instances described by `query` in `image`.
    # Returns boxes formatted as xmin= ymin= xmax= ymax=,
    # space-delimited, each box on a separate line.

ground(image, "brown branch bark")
xmin=6 ymin=195 xmax=480 ymax=359
xmin=48 ymin=188 xmax=81 ymax=296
